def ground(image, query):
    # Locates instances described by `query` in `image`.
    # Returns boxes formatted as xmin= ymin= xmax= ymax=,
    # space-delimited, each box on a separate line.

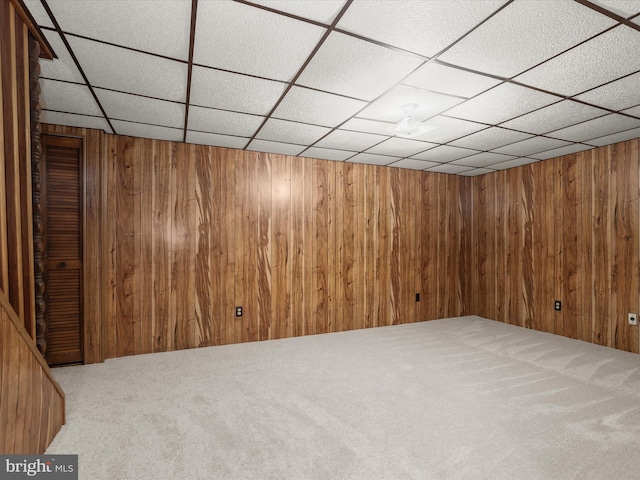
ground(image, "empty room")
xmin=3 ymin=0 xmax=640 ymax=478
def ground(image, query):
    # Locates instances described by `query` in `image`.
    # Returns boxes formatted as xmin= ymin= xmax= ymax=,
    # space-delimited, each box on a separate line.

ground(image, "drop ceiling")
xmin=26 ymin=0 xmax=640 ymax=176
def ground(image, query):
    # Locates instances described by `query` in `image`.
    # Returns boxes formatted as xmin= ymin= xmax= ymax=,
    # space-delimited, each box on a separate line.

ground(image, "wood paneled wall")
xmin=43 ymin=121 xmax=640 ymax=359
xmin=472 ymin=140 xmax=640 ymax=353
xmin=0 ymin=0 xmax=65 ymax=454
xmin=41 ymin=125 xmax=472 ymax=360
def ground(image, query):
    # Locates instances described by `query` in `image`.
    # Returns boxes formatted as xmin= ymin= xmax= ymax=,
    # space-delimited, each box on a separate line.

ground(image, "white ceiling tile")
xmin=587 ymin=126 xmax=640 ymax=146
xmin=112 ymin=120 xmax=183 ymax=142
xmin=366 ymin=137 xmax=435 ymax=157
xmin=314 ymin=129 xmax=388 ymax=151
xmin=68 ymin=37 xmax=188 ymax=102
xmin=590 ymin=0 xmax=640 ymax=18
xmin=450 ymin=127 xmax=532 ymax=151
xmin=190 ymin=66 xmax=286 ymax=115
xmin=492 ymin=137 xmax=571 ymax=156
xmin=186 ymin=131 xmax=248 ymax=149
xmin=623 ymin=106 xmax=640 ymax=117
xmin=187 ymin=106 xmax=264 ymax=137
xmin=411 ymin=145 xmax=478 ymax=163
xmin=194 ymin=0 xmax=325 ymax=81
xmin=451 ymin=152 xmax=517 ymax=168
xmin=337 ymin=0 xmax=508 ymax=58
xmin=272 ymin=86 xmax=367 ymax=127
xmin=23 ymin=0 xmax=53 ymax=28
xmin=49 ymin=0 xmax=192 ymax=60
xmin=257 ymin=118 xmax=331 ymax=145
xmin=403 ymin=63 xmax=502 ymax=98
xmin=39 ymin=31 xmax=84 ymax=83
xmin=346 ymin=153 xmax=399 ymax=165
xmin=41 ymin=110 xmax=112 ymax=133
xmin=446 ymin=83 xmax=559 ymax=124
xmin=411 ymin=116 xmax=487 ymax=144
xmin=249 ymin=0 xmax=347 ymax=23
xmin=530 ymin=144 xmax=593 ymax=160
xmin=427 ymin=164 xmax=473 ymax=174
xmin=387 ymin=159 xmax=439 ymax=170
xmin=490 ymin=157 xmax=540 ymax=170
xmin=499 ymin=100 xmax=610 ymax=135
xmin=439 ymin=0 xmax=615 ymax=78
xmin=40 ymin=79 xmax=102 ymax=116
xmin=297 ymin=32 xmax=423 ymax=101
xmin=459 ymin=168 xmax=496 ymax=177
xmin=248 ymin=139 xmax=306 ymax=156
xmin=575 ymin=72 xmax=640 ymax=111
xmin=547 ymin=114 xmax=640 ymax=142
xmin=358 ymin=85 xmax=463 ymax=122
xmin=341 ymin=118 xmax=396 ymax=136
xmin=96 ymin=89 xmax=184 ymax=128
xmin=515 ymin=26 xmax=640 ymax=96
xmin=302 ymin=147 xmax=357 ymax=161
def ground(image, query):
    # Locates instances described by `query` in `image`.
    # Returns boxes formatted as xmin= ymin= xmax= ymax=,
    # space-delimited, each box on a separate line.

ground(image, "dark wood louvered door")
xmin=42 ymin=135 xmax=84 ymax=366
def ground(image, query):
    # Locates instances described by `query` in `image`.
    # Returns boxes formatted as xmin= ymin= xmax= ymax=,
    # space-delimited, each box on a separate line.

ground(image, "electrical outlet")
xmin=235 ymin=306 xmax=243 ymax=317
xmin=554 ymin=300 xmax=562 ymax=311
xmin=629 ymin=313 xmax=637 ymax=326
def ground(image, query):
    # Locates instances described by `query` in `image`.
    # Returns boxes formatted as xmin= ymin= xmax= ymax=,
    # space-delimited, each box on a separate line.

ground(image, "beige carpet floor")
xmin=47 ymin=316 xmax=640 ymax=479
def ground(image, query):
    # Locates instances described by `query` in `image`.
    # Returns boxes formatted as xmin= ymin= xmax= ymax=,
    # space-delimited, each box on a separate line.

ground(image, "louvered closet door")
xmin=42 ymin=135 xmax=84 ymax=366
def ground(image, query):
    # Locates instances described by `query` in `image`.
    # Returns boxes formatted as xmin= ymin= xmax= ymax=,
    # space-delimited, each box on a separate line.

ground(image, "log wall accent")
xmin=0 ymin=0 xmax=65 ymax=454
xmin=41 ymin=125 xmax=472 ymax=360
xmin=471 ymin=141 xmax=640 ymax=353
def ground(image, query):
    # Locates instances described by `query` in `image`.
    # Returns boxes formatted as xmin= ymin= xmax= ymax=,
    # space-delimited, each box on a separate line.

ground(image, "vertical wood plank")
xmin=137 ymin=138 xmax=152 ymax=354
xmin=195 ymin=144 xmax=212 ymax=347
xmin=494 ymin=170 xmax=507 ymax=323
xmin=354 ymin=164 xmax=366 ymax=329
xmin=579 ymin=150 xmax=594 ymax=343
xmin=313 ymin=159 xmax=332 ymax=334
xmin=506 ymin=168 xmax=522 ymax=326
xmin=390 ymin=167 xmax=402 ymax=324
xmin=400 ymin=168 xmax=417 ymax=323
xmin=472 ymin=175 xmax=492 ymax=319
xmin=532 ymin=161 xmax=554 ymax=333
xmin=234 ymin=151 xmax=257 ymax=344
xmin=83 ymin=129 xmax=103 ymax=362
xmin=272 ymin=154 xmax=291 ymax=340
xmin=256 ymin=153 xmax=271 ymax=342
xmin=210 ymin=147 xmax=235 ymax=346
xmin=151 ymin=140 xmax=171 ymax=352
xmin=445 ymin=175 xmax=458 ymax=318
xmin=302 ymin=158 xmax=314 ymax=336
xmin=291 ymin=157 xmax=304 ymax=337
xmin=611 ymin=140 xmax=639 ymax=352
xmin=377 ymin=167 xmax=391 ymax=327
xmin=458 ymin=176 xmax=472 ymax=316
xmin=521 ymin=164 xmax=534 ymax=329
xmin=115 ymin=136 xmax=136 ymax=356
xmin=2 ymin=5 xmax=25 ymax=323
xmin=171 ymin=143 xmax=196 ymax=350
xmin=554 ymin=157 xmax=564 ymax=336
xmin=103 ymin=134 xmax=117 ymax=358
xmin=17 ymin=21 xmax=35 ymax=337
xmin=562 ymin=154 xmax=579 ymax=340
xmin=420 ymin=172 xmax=437 ymax=321
xmin=0 ymin=3 xmax=7 ymax=295
xmin=592 ymin=146 xmax=611 ymax=346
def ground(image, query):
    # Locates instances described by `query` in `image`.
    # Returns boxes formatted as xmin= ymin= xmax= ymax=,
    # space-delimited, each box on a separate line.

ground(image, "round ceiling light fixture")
xmin=394 ymin=104 xmax=434 ymax=138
